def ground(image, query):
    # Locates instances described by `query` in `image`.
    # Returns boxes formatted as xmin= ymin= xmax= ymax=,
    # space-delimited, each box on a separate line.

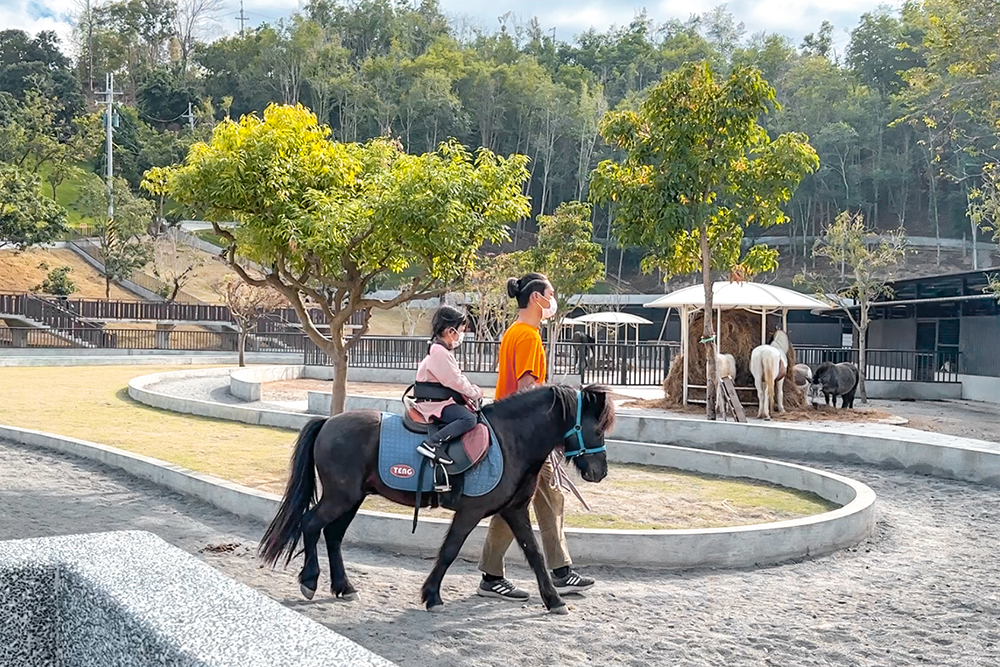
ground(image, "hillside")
xmin=0 ymin=249 xmax=142 ymax=300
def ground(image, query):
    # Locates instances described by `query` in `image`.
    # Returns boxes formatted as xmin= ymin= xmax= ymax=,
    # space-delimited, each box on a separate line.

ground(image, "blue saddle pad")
xmin=377 ymin=413 xmax=503 ymax=497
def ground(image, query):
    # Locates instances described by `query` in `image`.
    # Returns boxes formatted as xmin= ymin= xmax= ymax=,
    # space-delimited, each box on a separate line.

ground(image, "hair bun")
xmin=506 ymin=278 xmax=520 ymax=299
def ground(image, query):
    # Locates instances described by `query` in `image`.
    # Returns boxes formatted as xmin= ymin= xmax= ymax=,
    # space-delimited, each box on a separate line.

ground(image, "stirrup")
xmin=434 ymin=466 xmax=451 ymax=493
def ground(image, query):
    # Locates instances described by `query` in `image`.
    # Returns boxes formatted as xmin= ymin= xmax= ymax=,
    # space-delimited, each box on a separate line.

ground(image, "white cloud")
xmin=3 ymin=0 xmax=900 ymax=58
xmin=1 ymin=0 xmax=77 ymax=50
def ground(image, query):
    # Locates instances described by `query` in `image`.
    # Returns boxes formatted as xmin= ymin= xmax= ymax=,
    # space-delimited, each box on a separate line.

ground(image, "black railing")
xmin=303 ymin=336 xmax=680 ymax=386
xmin=65 ymin=298 xmax=231 ymax=322
xmin=0 ymin=327 xmax=308 ymax=352
xmin=795 ymin=347 xmax=962 ymax=383
xmin=0 ymin=292 xmax=343 ymax=328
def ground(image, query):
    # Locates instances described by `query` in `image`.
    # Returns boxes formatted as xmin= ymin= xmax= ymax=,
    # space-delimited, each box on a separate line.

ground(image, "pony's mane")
xmin=551 ymin=384 xmax=617 ymax=434
xmin=492 ymin=384 xmax=616 ymax=434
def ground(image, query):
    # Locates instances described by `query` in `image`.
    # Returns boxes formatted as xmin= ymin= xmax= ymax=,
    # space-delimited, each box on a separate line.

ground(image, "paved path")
xmin=3 ymin=438 xmax=999 ymax=667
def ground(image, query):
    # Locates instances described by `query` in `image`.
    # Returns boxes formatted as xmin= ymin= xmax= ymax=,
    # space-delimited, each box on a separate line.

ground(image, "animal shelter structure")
xmin=645 ymin=281 xmax=830 ymax=405
xmin=572 ymin=311 xmax=653 ymax=345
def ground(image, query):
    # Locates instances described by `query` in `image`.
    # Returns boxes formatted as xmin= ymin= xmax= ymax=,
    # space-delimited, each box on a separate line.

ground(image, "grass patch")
xmin=0 ymin=366 xmax=296 ymax=491
xmin=195 ymin=230 xmax=228 ymax=248
xmin=0 ymin=366 xmax=837 ymax=529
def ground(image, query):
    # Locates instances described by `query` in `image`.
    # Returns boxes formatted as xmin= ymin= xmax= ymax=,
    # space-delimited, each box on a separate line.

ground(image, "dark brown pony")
xmin=259 ymin=384 xmax=614 ymax=613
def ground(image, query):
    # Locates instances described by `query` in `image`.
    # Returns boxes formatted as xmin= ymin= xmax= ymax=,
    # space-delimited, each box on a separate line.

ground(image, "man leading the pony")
xmin=476 ymin=272 xmax=596 ymax=601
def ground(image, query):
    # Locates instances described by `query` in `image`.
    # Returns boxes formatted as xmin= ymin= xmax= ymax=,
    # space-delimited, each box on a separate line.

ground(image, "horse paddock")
xmin=0 ymin=365 xmax=838 ymax=533
xmin=3 ymin=362 xmax=1000 ymax=665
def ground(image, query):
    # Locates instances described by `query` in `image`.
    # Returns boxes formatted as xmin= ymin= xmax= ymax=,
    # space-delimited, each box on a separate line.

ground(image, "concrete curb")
xmin=612 ymin=410 xmax=1000 ymax=486
xmin=135 ymin=367 xmax=1000 ymax=487
xmin=0 ymin=423 xmax=875 ymax=569
xmin=88 ymin=368 xmax=883 ymax=567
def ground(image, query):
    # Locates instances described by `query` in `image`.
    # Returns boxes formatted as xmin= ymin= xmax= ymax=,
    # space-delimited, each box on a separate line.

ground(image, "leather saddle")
xmin=401 ymin=385 xmax=485 ymax=478
xmin=400 ymin=385 xmax=491 ymax=530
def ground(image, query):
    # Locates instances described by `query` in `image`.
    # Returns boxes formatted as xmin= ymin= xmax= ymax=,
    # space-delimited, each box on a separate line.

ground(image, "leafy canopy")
xmin=796 ymin=211 xmax=907 ymax=328
xmin=0 ymin=164 xmax=67 ymax=250
xmin=527 ymin=200 xmax=603 ymax=317
xmin=589 ymin=61 xmax=818 ymax=279
xmin=165 ymin=103 xmax=530 ymax=313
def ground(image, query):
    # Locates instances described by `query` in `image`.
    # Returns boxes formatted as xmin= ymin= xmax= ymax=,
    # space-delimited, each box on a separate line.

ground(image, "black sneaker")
xmin=552 ymin=570 xmax=595 ymax=594
xmin=416 ymin=442 xmax=453 ymax=465
xmin=477 ymin=577 xmax=529 ymax=601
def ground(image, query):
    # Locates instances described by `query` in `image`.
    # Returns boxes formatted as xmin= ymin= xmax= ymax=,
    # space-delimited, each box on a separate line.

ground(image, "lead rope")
xmin=548 ymin=452 xmax=593 ymax=511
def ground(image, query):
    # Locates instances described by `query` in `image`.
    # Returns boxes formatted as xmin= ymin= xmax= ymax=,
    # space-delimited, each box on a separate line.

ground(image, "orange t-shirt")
xmin=496 ymin=321 xmax=547 ymax=400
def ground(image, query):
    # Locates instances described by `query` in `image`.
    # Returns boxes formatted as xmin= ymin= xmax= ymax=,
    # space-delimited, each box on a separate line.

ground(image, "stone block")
xmin=0 ymin=531 xmax=396 ymax=667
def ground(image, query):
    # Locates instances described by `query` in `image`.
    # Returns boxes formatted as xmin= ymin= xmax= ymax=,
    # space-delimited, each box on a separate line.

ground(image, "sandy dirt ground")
xmin=3 ymin=438 xmax=1000 ymax=667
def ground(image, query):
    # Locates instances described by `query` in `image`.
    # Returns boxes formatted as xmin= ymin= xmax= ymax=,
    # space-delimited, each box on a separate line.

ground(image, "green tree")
xmin=140 ymin=165 xmax=171 ymax=236
xmin=463 ymin=252 xmax=525 ymax=341
xmin=969 ymin=162 xmax=1000 ymax=297
xmin=590 ymin=62 xmax=818 ymax=418
xmin=527 ymin=201 xmax=603 ymax=374
xmin=0 ymin=164 xmax=67 ymax=250
xmin=527 ymin=200 xmax=602 ymax=325
xmin=164 ymin=104 xmax=530 ymax=413
xmin=35 ymin=264 xmax=77 ymax=296
xmin=77 ymin=175 xmax=154 ymax=298
xmin=796 ymin=212 xmax=907 ymax=401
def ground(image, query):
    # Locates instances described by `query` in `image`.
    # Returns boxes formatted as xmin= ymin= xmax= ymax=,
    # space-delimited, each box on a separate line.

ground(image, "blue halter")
xmin=562 ymin=390 xmax=607 ymax=459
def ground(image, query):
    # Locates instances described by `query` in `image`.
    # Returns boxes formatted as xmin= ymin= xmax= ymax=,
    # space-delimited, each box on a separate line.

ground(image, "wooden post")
xmin=681 ymin=305 xmax=689 ymax=406
xmin=716 ymin=307 xmax=722 ymax=352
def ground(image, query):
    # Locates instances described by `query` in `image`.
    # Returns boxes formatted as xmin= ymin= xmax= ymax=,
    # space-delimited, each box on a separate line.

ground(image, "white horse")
xmin=715 ymin=353 xmax=736 ymax=418
xmin=750 ymin=330 xmax=789 ymax=420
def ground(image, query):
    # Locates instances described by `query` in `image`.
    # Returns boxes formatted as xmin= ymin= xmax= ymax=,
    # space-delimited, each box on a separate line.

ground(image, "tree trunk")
xmin=238 ymin=329 xmax=246 ymax=367
xmin=700 ymin=223 xmax=717 ymax=420
xmin=105 ymin=274 xmax=111 ymax=299
xmin=858 ymin=315 xmax=868 ymax=403
xmin=330 ymin=347 xmax=349 ymax=415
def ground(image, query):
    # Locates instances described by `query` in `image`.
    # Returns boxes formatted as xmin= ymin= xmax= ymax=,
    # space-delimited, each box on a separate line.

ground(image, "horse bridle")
xmin=562 ymin=390 xmax=607 ymax=459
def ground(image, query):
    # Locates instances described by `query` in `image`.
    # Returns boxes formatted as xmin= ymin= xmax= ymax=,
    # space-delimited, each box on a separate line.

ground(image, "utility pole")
xmin=236 ymin=0 xmax=248 ymax=36
xmin=183 ymin=101 xmax=195 ymax=131
xmin=97 ymin=73 xmax=119 ymax=245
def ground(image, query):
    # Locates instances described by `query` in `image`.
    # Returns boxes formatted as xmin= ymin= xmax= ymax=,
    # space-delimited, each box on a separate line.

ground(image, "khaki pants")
xmin=478 ymin=457 xmax=572 ymax=577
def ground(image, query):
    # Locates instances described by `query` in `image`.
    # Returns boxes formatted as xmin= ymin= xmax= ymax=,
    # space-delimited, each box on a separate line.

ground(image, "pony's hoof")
xmin=549 ymin=604 xmax=569 ymax=615
xmin=336 ymin=591 xmax=360 ymax=602
xmin=426 ymin=603 xmax=445 ymax=613
xmin=299 ymin=583 xmax=316 ymax=600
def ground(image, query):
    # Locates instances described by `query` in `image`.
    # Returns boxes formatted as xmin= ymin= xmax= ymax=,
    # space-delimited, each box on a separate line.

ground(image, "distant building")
xmin=864 ymin=268 xmax=1000 ymax=400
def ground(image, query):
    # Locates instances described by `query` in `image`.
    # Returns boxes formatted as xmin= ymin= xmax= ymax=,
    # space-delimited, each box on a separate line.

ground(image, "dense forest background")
xmin=2 ymin=0 xmax=998 ymax=290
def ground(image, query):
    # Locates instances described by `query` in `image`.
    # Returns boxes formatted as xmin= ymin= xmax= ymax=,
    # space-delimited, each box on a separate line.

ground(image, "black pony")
xmin=809 ymin=361 xmax=860 ymax=409
xmin=259 ymin=384 xmax=615 ymax=614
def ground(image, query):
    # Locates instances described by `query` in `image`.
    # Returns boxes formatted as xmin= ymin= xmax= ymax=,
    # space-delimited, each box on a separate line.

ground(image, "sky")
xmin=3 ymin=0 xmax=902 ymax=58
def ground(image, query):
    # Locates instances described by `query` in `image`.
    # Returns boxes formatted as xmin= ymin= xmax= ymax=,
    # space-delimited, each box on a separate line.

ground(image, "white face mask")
xmin=452 ymin=331 xmax=465 ymax=348
xmin=539 ymin=295 xmax=558 ymax=320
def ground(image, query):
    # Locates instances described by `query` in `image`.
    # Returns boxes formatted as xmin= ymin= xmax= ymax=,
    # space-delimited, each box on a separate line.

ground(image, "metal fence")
xmin=796 ymin=347 xmax=961 ymax=383
xmin=304 ymin=336 xmax=680 ymax=386
xmin=0 ymin=327 xmax=308 ymax=352
xmin=0 ymin=291 xmax=347 ymax=329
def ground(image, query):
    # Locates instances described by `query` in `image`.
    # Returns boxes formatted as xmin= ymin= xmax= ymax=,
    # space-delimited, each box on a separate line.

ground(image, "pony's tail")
xmin=258 ymin=418 xmax=325 ymax=567
xmin=763 ymin=358 xmax=776 ymax=414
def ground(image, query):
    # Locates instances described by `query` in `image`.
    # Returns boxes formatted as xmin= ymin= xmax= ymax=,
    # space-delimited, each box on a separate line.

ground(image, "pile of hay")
xmin=663 ymin=309 xmax=806 ymax=409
